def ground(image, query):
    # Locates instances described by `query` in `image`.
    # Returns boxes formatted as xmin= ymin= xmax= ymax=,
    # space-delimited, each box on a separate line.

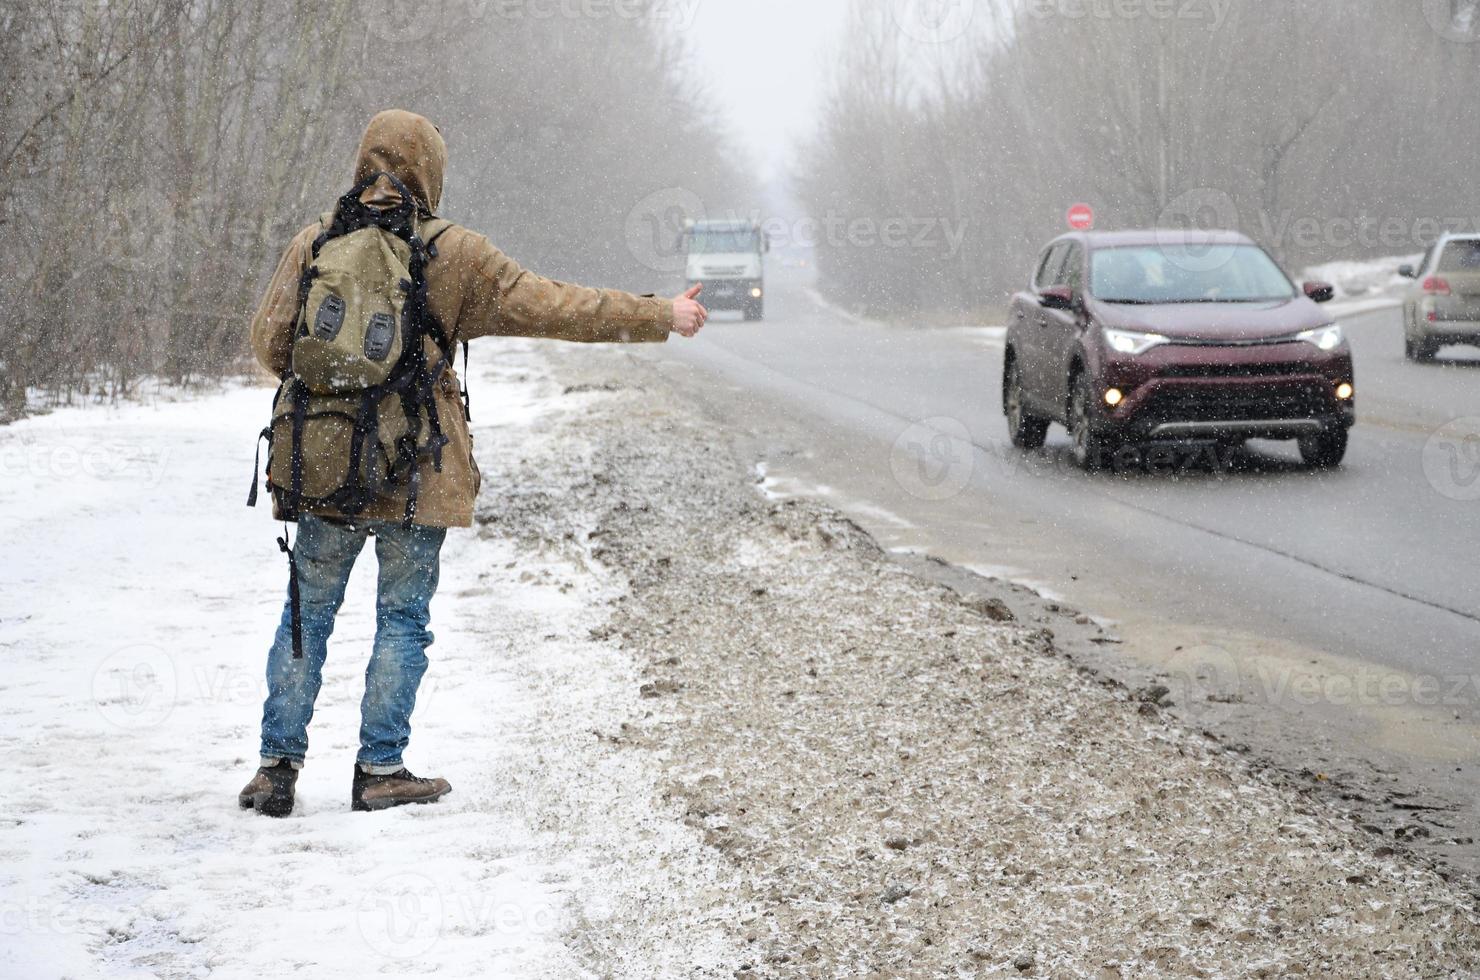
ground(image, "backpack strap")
xmin=416 ymin=219 xmax=472 ymax=422
xmin=421 ymin=218 xmax=453 ymax=254
xmin=330 ymin=171 xmax=419 ymax=241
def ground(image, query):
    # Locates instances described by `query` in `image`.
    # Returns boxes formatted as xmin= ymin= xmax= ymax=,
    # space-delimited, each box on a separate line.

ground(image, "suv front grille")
xmin=1142 ymin=382 xmax=1333 ymax=422
xmin=1164 ymin=336 xmax=1304 ymax=348
xmin=1158 ymin=362 xmax=1315 ymax=379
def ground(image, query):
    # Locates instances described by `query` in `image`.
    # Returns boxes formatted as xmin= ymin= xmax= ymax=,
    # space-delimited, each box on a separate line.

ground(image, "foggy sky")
xmin=686 ymin=0 xmax=852 ymax=182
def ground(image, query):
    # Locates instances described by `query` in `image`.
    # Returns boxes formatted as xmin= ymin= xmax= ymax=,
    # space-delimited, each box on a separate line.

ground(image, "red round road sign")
xmin=1067 ymin=204 xmax=1095 ymax=231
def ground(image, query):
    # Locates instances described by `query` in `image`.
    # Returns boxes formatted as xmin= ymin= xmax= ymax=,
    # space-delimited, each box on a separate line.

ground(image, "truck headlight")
xmin=751 ymin=287 xmax=763 ymax=298
xmin=1296 ymin=324 xmax=1343 ymax=351
xmin=1104 ymin=328 xmax=1169 ymax=355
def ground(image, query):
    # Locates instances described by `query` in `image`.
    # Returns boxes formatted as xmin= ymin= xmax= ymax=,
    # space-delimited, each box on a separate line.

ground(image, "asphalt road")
xmin=638 ymin=263 xmax=1480 ymax=873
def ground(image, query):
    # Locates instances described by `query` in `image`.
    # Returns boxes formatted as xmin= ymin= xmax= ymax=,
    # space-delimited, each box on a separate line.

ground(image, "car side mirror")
xmin=1397 ymin=264 xmax=1416 ymax=279
xmin=1302 ymin=281 xmax=1335 ymax=304
xmin=1040 ymin=285 xmax=1079 ymax=311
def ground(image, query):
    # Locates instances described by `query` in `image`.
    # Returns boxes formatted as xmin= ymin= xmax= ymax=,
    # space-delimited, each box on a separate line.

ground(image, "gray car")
xmin=1398 ymin=235 xmax=1480 ymax=360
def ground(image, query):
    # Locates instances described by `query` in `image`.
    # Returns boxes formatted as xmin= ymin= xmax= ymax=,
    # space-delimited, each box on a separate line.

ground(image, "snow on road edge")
xmin=521 ymin=340 xmax=1480 ymax=977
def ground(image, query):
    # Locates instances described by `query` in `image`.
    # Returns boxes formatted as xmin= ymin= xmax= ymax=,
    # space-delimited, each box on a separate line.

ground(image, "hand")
xmin=671 ymin=284 xmax=708 ymax=338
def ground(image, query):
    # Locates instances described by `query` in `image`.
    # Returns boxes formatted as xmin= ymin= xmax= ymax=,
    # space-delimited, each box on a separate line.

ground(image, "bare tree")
xmin=0 ymin=0 xmax=748 ymax=417
xmin=800 ymin=0 xmax=1480 ymax=319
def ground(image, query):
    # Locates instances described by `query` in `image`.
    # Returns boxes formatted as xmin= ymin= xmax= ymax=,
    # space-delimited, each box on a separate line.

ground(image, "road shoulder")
xmin=505 ymin=339 xmax=1480 ymax=976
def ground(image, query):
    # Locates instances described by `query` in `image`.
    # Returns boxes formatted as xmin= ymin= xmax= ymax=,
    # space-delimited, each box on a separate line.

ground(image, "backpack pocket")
xmin=292 ymin=229 xmax=411 ymax=394
xmin=266 ymin=377 xmax=441 ymax=519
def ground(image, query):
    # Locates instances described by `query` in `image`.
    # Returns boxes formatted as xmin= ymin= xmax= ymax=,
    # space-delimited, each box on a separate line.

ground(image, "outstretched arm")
xmin=453 ymin=230 xmax=706 ymax=343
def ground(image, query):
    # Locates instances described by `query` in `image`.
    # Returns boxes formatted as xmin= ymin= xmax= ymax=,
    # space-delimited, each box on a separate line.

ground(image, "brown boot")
xmin=238 ymin=760 xmax=298 ymax=818
xmin=351 ymin=767 xmax=451 ymax=812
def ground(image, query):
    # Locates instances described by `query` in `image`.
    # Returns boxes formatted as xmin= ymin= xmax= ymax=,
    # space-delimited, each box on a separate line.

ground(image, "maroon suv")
xmin=1003 ymin=230 xmax=1354 ymax=469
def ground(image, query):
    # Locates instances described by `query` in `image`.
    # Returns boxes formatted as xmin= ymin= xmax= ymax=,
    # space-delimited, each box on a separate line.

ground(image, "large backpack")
xmin=247 ymin=171 xmax=465 ymax=657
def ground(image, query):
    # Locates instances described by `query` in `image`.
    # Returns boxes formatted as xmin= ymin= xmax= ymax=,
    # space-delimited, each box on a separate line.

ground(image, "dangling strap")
xmin=402 ymin=463 xmax=421 ymax=531
xmin=348 ymin=391 xmax=377 ymax=492
xmin=287 ymin=380 xmax=309 ymax=519
xmin=421 ymin=373 xmax=446 ymax=472
xmin=247 ymin=427 xmax=271 ymax=507
xmin=461 ymin=340 xmax=472 ymax=422
xmin=277 ymin=523 xmax=304 ymax=660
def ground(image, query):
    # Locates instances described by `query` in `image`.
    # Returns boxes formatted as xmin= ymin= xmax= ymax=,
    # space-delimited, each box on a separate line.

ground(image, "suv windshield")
xmin=688 ymin=229 xmax=758 ymax=254
xmin=1437 ymin=240 xmax=1480 ymax=272
xmin=1089 ymin=244 xmax=1296 ymax=304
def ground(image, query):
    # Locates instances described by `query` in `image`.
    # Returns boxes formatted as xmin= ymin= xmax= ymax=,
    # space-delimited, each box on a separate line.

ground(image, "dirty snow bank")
xmin=510 ymin=341 xmax=1480 ymax=978
xmin=0 ymin=348 xmax=741 ymax=978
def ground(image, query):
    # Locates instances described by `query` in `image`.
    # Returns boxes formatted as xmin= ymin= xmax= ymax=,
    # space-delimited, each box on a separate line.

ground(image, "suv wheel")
xmin=1299 ymin=428 xmax=1348 ymax=468
xmin=1405 ymin=308 xmax=1438 ymax=360
xmin=1069 ymin=372 xmax=1115 ymax=471
xmin=1004 ymin=359 xmax=1048 ymax=450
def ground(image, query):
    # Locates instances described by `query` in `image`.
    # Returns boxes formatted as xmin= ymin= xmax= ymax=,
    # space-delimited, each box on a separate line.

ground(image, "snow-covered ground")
xmin=0 ymin=349 xmax=739 ymax=978
xmin=8 ymin=327 xmax=1480 ymax=977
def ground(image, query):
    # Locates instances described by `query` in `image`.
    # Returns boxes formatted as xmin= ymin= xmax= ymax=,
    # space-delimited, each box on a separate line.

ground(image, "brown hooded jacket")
xmin=250 ymin=110 xmax=672 ymax=528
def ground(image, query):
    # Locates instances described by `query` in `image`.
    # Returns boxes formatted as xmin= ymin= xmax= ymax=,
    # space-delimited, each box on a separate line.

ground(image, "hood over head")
xmin=353 ymin=110 xmax=446 ymax=214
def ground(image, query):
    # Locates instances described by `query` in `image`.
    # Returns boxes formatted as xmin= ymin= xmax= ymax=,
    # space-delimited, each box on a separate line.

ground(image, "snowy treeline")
xmin=800 ymin=0 xmax=1480 ymax=318
xmin=0 ymin=0 xmax=746 ymax=415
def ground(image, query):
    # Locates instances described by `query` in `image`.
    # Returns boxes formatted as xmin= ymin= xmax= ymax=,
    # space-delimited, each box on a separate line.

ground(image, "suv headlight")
xmin=1104 ymin=328 xmax=1170 ymax=356
xmin=1296 ymin=324 xmax=1344 ymax=351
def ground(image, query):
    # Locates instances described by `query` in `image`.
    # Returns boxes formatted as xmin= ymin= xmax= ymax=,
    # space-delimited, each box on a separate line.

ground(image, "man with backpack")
xmin=238 ymin=109 xmax=707 ymax=817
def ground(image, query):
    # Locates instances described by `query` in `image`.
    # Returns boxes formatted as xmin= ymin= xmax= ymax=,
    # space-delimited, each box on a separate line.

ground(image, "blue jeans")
xmin=259 ymin=515 xmax=446 ymax=774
